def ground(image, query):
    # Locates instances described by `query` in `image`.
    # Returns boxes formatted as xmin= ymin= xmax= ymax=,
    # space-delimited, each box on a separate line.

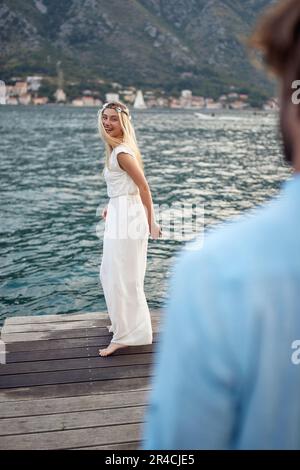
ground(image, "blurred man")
xmin=143 ymin=0 xmax=300 ymax=449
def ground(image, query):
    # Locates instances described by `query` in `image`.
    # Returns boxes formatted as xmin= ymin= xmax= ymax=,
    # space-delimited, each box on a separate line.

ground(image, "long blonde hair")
xmin=97 ymin=101 xmax=144 ymax=170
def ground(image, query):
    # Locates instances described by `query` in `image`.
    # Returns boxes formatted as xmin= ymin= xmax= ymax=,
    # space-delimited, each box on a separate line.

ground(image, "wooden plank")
xmin=4 ymin=315 xmax=162 ymax=332
xmin=0 ymin=352 xmax=154 ymax=376
xmin=0 ymin=389 xmax=149 ymax=418
xmin=3 ymin=336 xmax=112 ymax=352
xmin=0 ymin=310 xmax=160 ymax=450
xmin=0 ymin=377 xmax=151 ymax=402
xmin=2 ymin=315 xmax=160 ymax=333
xmin=1 ymin=327 xmax=110 ymax=343
xmin=0 ymin=363 xmax=153 ymax=389
xmin=3 ymin=316 xmax=155 ymax=334
xmin=3 ymin=331 xmax=160 ymax=353
xmin=1 ymin=327 xmax=111 ymax=343
xmin=4 ymin=310 xmax=162 ymax=326
xmin=2 ymin=319 xmax=161 ymax=342
xmin=3 ymin=320 xmax=111 ymax=334
xmin=73 ymin=441 xmax=140 ymax=450
xmin=3 ymin=312 xmax=109 ymax=325
xmin=4 ymin=343 xmax=158 ymax=363
xmin=0 ymin=405 xmax=146 ymax=436
xmin=0 ymin=422 xmax=142 ymax=449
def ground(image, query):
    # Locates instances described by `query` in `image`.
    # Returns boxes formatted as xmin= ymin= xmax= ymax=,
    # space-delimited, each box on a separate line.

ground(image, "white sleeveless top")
xmin=103 ymin=144 xmax=139 ymax=198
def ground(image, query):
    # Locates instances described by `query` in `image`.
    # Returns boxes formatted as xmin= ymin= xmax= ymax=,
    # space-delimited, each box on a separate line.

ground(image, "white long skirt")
xmin=100 ymin=194 xmax=152 ymax=346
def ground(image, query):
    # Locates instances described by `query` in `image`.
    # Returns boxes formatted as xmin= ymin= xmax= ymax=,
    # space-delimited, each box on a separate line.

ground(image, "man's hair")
xmin=250 ymin=0 xmax=300 ymax=85
xmin=250 ymin=0 xmax=300 ymax=165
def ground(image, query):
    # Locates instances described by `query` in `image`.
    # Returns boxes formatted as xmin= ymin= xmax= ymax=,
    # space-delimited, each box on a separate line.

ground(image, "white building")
xmin=27 ymin=76 xmax=43 ymax=92
xmin=13 ymin=81 xmax=28 ymax=96
xmin=33 ymin=96 xmax=48 ymax=105
xmin=19 ymin=94 xmax=32 ymax=105
xmin=191 ymin=96 xmax=206 ymax=108
xmin=72 ymin=98 xmax=84 ymax=107
xmin=205 ymin=98 xmax=222 ymax=109
xmin=6 ymin=97 xmax=18 ymax=105
xmin=180 ymin=89 xmax=192 ymax=108
xmin=0 ymin=80 xmax=6 ymax=104
xmin=105 ymin=93 xmax=119 ymax=103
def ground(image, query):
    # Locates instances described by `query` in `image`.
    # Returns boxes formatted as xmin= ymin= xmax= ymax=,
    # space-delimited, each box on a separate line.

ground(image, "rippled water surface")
xmin=0 ymin=106 xmax=292 ymax=325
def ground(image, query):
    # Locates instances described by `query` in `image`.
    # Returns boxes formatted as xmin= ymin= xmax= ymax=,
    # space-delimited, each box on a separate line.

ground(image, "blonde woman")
xmin=98 ymin=101 xmax=161 ymax=357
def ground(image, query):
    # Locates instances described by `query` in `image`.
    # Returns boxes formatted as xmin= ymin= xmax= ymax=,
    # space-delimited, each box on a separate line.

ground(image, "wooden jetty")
xmin=0 ymin=310 xmax=162 ymax=450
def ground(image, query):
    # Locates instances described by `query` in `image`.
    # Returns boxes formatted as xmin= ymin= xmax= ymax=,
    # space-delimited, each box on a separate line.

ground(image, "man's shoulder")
xmin=176 ymin=195 xmax=286 ymax=281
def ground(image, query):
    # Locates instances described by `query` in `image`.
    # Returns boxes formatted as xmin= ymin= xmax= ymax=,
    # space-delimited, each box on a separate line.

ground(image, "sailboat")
xmin=133 ymin=90 xmax=147 ymax=109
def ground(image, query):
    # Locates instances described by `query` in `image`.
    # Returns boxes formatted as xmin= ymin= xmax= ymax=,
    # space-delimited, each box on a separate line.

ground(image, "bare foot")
xmin=99 ymin=342 xmax=128 ymax=357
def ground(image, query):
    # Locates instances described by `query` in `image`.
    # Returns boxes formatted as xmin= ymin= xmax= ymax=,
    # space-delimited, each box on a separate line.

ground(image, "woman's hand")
xmin=150 ymin=222 xmax=162 ymax=240
xmin=102 ymin=206 xmax=108 ymax=220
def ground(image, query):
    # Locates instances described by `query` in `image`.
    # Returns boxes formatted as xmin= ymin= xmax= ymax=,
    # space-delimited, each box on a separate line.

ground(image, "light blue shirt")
xmin=143 ymin=174 xmax=300 ymax=450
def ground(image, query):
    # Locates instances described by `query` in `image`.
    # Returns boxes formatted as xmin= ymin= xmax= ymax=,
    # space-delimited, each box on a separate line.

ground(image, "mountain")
xmin=0 ymin=0 xmax=275 ymax=100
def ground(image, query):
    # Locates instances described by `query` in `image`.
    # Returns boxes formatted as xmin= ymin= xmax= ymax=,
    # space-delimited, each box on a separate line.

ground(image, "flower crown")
xmin=98 ymin=102 xmax=132 ymax=120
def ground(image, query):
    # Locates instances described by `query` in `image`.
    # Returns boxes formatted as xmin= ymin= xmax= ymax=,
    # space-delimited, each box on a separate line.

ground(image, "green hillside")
xmin=0 ymin=0 xmax=275 ymax=100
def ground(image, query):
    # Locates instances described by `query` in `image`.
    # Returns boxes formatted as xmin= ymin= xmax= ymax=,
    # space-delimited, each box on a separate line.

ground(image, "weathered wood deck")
xmin=0 ymin=310 xmax=162 ymax=450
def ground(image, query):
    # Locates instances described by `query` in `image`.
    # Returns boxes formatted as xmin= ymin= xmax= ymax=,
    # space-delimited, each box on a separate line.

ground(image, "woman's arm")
xmin=117 ymin=152 xmax=161 ymax=239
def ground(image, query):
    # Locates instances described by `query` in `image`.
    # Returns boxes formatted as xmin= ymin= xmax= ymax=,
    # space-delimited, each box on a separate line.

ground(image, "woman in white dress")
xmin=98 ymin=101 xmax=161 ymax=357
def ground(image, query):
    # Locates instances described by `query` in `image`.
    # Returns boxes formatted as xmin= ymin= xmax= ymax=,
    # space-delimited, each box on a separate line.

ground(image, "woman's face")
xmin=102 ymin=108 xmax=123 ymax=139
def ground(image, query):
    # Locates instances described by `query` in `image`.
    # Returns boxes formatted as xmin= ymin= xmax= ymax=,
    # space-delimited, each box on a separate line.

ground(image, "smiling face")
xmin=102 ymin=108 xmax=123 ymax=139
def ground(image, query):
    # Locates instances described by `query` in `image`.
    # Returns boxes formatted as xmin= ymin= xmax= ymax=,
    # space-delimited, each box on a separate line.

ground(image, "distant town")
xmin=0 ymin=76 xmax=279 ymax=111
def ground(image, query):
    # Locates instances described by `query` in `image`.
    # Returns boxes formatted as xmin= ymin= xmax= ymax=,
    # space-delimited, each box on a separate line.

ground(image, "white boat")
xmin=194 ymin=112 xmax=214 ymax=119
xmin=133 ymin=90 xmax=147 ymax=109
xmin=195 ymin=112 xmax=244 ymax=121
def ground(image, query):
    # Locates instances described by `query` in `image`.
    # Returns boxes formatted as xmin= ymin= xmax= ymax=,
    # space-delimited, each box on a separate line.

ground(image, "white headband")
xmin=98 ymin=102 xmax=131 ymax=120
